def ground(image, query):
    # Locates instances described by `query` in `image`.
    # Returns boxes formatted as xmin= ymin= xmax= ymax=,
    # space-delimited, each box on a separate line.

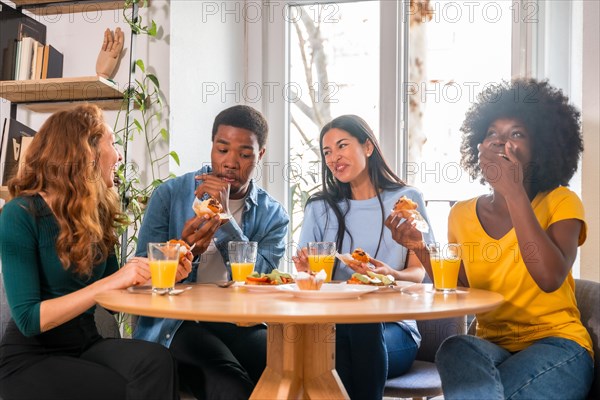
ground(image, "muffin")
xmin=296 ymin=270 xmax=326 ymax=290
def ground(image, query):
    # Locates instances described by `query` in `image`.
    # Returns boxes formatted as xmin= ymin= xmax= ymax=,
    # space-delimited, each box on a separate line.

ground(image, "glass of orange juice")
xmin=148 ymin=242 xmax=180 ymax=293
xmin=307 ymin=242 xmax=336 ymax=282
xmin=428 ymin=243 xmax=461 ymax=293
xmin=228 ymin=241 xmax=258 ymax=282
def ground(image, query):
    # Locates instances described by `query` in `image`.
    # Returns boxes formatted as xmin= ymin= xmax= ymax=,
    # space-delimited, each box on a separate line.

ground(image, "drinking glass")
xmin=228 ymin=241 xmax=258 ymax=282
xmin=307 ymin=242 xmax=336 ymax=282
xmin=428 ymin=243 xmax=461 ymax=293
xmin=148 ymin=242 xmax=180 ymax=293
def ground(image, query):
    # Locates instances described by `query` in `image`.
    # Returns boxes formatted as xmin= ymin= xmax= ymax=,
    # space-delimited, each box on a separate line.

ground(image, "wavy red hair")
xmin=8 ymin=104 xmax=126 ymax=277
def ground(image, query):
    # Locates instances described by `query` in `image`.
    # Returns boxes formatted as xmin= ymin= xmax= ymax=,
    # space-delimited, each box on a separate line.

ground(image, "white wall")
xmin=580 ymin=0 xmax=600 ymax=282
xmin=169 ymin=0 xmax=246 ymax=175
xmin=0 ymin=1 xmax=171 ymax=181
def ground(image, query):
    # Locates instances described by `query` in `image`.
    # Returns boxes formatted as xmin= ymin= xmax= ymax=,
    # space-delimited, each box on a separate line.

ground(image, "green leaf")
xmin=160 ymin=128 xmax=169 ymax=142
xmin=170 ymin=151 xmax=180 ymax=166
xmin=147 ymin=74 xmax=159 ymax=89
xmin=133 ymin=119 xmax=143 ymax=133
xmin=135 ymin=59 xmax=145 ymax=73
xmin=148 ymin=21 xmax=158 ymax=36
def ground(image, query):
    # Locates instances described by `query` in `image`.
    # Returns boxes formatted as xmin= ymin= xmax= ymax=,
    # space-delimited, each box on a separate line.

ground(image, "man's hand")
xmin=181 ymin=214 xmax=221 ymax=256
xmin=96 ymin=27 xmax=124 ymax=79
xmin=195 ymin=174 xmax=231 ymax=215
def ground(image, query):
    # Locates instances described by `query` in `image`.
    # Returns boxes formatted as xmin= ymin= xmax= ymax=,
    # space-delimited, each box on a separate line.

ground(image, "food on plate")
xmin=351 ymin=248 xmax=370 ymax=263
xmin=167 ymin=239 xmax=191 ymax=262
xmin=347 ymin=271 xmax=395 ymax=286
xmin=295 ymin=270 xmax=327 ymax=290
xmin=245 ymin=269 xmax=295 ymax=285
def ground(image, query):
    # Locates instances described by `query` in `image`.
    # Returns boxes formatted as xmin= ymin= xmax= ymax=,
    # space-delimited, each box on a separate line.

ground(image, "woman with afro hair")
xmin=385 ymin=78 xmax=594 ymax=399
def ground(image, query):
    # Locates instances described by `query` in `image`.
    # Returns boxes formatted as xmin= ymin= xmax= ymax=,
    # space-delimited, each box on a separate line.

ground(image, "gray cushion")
xmin=575 ymin=279 xmax=600 ymax=399
xmin=384 ymin=360 xmax=443 ymax=398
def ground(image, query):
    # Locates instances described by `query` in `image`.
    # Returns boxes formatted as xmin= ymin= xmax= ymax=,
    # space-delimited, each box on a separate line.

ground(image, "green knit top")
xmin=0 ymin=195 xmax=118 ymax=337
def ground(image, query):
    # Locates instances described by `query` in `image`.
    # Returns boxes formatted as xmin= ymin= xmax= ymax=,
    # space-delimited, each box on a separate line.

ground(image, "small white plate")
xmin=376 ymin=280 xmax=416 ymax=293
xmin=400 ymin=283 xmax=469 ymax=296
xmin=242 ymin=283 xmax=294 ymax=293
xmin=277 ymin=283 xmax=378 ymax=299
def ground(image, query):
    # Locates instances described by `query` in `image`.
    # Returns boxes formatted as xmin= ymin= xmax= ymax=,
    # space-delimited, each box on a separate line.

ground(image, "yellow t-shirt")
xmin=449 ymin=186 xmax=593 ymax=356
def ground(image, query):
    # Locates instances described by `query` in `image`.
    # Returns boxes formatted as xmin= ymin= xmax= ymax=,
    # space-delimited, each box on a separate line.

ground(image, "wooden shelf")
xmin=0 ymin=76 xmax=126 ymax=112
xmin=10 ymin=0 xmax=124 ymax=15
xmin=0 ymin=186 xmax=10 ymax=202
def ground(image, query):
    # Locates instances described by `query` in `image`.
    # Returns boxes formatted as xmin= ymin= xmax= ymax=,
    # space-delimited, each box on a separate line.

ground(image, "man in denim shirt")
xmin=133 ymin=105 xmax=289 ymax=400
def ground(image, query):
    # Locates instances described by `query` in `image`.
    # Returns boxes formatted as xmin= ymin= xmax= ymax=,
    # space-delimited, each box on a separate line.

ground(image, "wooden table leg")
xmin=250 ymin=323 xmax=349 ymax=400
xmin=251 ymin=323 xmax=349 ymax=400
xmin=302 ymin=323 xmax=349 ymax=400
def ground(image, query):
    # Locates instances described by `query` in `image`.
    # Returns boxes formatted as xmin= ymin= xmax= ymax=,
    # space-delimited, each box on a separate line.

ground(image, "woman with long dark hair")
xmin=293 ymin=115 xmax=435 ymax=399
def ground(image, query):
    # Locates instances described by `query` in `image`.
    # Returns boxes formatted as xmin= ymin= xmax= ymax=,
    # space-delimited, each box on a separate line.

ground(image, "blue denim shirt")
xmin=132 ymin=166 xmax=289 ymax=347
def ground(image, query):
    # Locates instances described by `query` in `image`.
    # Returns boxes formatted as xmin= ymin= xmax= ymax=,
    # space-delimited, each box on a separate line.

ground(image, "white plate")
xmin=241 ymin=283 xmax=294 ymax=293
xmin=277 ymin=283 xmax=378 ymax=299
xmin=376 ymin=280 xmax=416 ymax=293
xmin=400 ymin=283 xmax=469 ymax=296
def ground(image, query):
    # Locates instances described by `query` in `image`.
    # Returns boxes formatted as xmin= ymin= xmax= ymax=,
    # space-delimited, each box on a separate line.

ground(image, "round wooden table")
xmin=96 ymin=283 xmax=503 ymax=399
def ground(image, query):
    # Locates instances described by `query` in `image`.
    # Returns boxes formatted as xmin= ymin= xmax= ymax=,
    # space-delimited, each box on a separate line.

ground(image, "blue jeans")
xmin=384 ymin=322 xmax=419 ymax=378
xmin=336 ymin=323 xmax=387 ymax=400
xmin=436 ymin=335 xmax=594 ymax=400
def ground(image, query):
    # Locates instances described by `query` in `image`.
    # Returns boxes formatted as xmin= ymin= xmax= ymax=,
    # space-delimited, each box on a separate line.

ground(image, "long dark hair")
xmin=307 ymin=115 xmax=405 ymax=258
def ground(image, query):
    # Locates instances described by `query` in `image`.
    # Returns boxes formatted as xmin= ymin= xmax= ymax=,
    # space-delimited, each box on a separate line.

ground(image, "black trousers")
xmin=169 ymin=321 xmax=267 ymax=400
xmin=0 ymin=316 xmax=178 ymax=400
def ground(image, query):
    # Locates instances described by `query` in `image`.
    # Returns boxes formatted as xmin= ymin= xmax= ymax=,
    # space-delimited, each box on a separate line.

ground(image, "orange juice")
xmin=431 ymin=257 xmax=460 ymax=291
xmin=150 ymin=260 xmax=178 ymax=289
xmin=308 ymin=254 xmax=335 ymax=282
xmin=231 ymin=262 xmax=255 ymax=282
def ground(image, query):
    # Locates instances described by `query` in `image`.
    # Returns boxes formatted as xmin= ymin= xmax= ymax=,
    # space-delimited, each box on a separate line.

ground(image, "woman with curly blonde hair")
xmin=0 ymin=104 xmax=183 ymax=399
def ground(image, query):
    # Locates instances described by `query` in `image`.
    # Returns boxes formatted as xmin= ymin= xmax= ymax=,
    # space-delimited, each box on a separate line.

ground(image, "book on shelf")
xmin=0 ymin=118 xmax=36 ymax=186
xmin=0 ymin=4 xmax=46 ymax=81
xmin=41 ymin=45 xmax=63 ymax=79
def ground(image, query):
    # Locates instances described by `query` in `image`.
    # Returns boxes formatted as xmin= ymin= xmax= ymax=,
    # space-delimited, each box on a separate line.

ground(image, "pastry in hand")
xmin=192 ymin=196 xmax=225 ymax=218
xmin=393 ymin=196 xmax=417 ymax=213
xmin=168 ymin=239 xmax=191 ymax=262
xmin=351 ymin=248 xmax=370 ymax=263
xmin=391 ymin=195 xmax=429 ymax=233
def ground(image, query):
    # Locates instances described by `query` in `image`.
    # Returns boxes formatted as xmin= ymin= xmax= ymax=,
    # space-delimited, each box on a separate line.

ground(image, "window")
xmin=258 ymin=0 xmax=535 ymax=269
xmin=287 ymin=1 xmax=381 ymax=242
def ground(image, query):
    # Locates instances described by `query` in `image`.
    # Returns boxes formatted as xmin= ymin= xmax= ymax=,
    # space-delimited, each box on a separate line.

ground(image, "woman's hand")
xmin=181 ymin=214 xmax=221 ymax=256
xmin=292 ymin=247 xmax=310 ymax=272
xmin=110 ymin=257 xmax=151 ymax=288
xmin=384 ymin=212 xmax=424 ymax=251
xmin=368 ymin=258 xmax=396 ymax=276
xmin=478 ymin=142 xmax=526 ymax=198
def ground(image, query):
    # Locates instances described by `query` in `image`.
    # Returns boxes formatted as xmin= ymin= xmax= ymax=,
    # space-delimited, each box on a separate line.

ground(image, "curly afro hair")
xmin=460 ymin=78 xmax=583 ymax=195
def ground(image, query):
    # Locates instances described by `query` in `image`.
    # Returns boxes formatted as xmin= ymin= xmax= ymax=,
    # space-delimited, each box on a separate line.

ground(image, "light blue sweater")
xmin=298 ymin=185 xmax=436 ymax=342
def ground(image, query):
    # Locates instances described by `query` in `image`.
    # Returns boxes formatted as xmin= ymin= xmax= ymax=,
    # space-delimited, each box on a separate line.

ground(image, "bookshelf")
xmin=11 ymin=0 xmax=124 ymax=15
xmin=0 ymin=186 xmax=9 ymax=201
xmin=0 ymin=76 xmax=125 ymax=111
xmin=0 ymin=1 xmax=138 ymax=203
